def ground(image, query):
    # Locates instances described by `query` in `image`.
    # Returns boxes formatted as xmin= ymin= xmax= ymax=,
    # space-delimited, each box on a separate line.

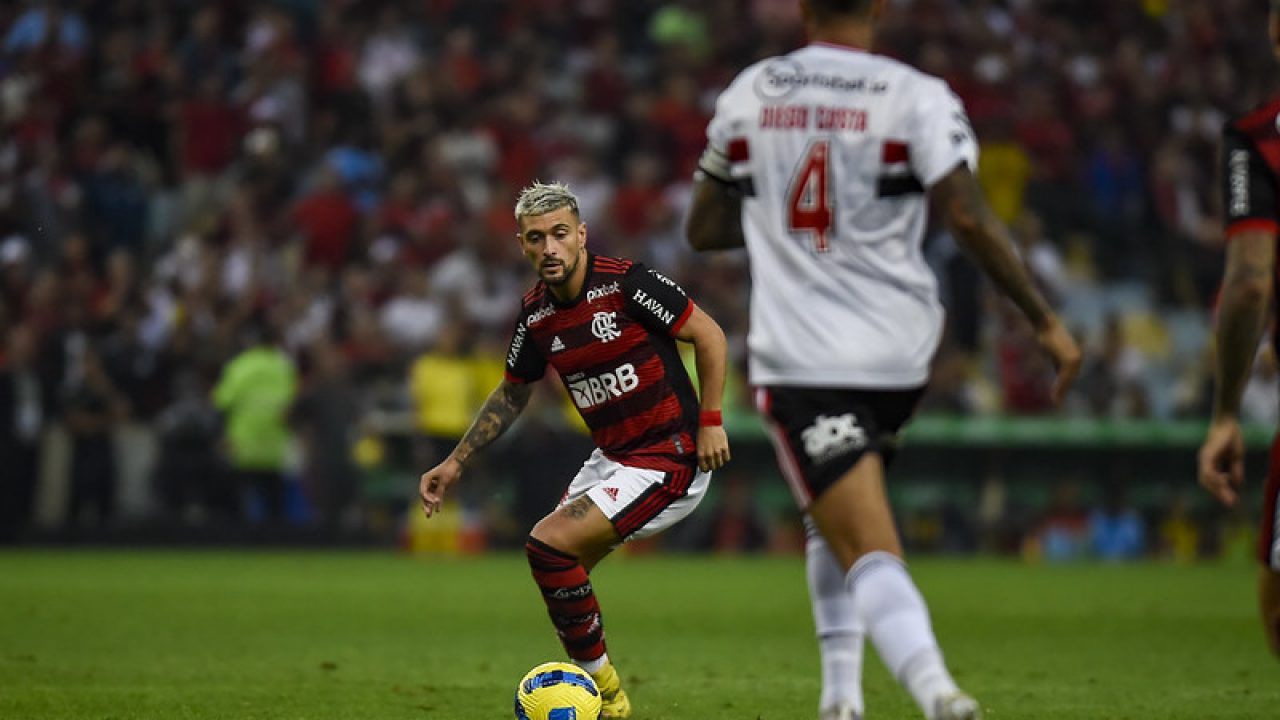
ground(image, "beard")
xmin=540 ymin=252 xmax=580 ymax=286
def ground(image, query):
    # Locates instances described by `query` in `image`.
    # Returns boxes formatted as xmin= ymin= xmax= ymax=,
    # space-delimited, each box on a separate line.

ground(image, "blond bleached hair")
xmin=514 ymin=181 xmax=581 ymax=221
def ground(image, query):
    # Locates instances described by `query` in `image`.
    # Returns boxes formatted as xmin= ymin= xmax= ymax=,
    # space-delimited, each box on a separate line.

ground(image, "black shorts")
xmin=753 ymin=385 xmax=925 ymax=510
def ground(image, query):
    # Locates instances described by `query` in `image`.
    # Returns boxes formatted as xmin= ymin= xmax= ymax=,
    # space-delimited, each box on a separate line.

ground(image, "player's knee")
xmin=525 ymin=533 xmax=579 ymax=569
xmin=529 ymin=515 xmax=573 ymax=554
xmin=526 ymin=530 xmax=574 ymax=556
xmin=810 ymin=526 xmax=891 ymax=572
xmin=849 ymin=551 xmax=923 ymax=615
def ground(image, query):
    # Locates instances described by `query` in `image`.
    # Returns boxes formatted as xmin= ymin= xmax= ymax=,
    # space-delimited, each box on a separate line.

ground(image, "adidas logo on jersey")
xmin=550 ymin=336 xmax=566 ymax=353
xmin=602 ymin=487 xmax=619 ymax=501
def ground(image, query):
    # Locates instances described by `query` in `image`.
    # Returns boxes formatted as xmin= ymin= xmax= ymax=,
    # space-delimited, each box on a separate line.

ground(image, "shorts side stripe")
xmin=631 ymin=483 xmax=681 ymax=527
xmin=613 ymin=480 xmax=678 ymax=538
xmin=667 ymin=467 xmax=694 ymax=494
xmin=755 ymin=388 xmax=813 ymax=509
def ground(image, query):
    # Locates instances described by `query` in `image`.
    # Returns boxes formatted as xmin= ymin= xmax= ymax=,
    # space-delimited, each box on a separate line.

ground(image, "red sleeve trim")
xmin=1236 ymin=98 xmax=1280 ymax=135
xmin=670 ymin=299 xmax=695 ymax=335
xmin=1226 ymin=219 xmax=1280 ymax=240
xmin=882 ymin=141 xmax=909 ymax=164
xmin=504 ymin=369 xmax=530 ymax=384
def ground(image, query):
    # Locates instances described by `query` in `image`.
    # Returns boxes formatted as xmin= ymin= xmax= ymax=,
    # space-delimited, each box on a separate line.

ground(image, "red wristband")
xmin=699 ymin=410 xmax=723 ymax=427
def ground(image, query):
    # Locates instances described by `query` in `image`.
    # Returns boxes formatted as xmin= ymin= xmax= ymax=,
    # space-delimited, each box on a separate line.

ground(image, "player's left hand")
xmin=1198 ymin=417 xmax=1245 ymax=507
xmin=419 ymin=457 xmax=463 ymax=518
xmin=697 ymin=426 xmax=730 ymax=472
xmin=1036 ymin=315 xmax=1083 ymax=405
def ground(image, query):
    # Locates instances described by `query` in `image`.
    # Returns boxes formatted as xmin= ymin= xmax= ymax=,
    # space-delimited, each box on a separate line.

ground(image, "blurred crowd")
xmin=0 ymin=0 xmax=1274 ymax=539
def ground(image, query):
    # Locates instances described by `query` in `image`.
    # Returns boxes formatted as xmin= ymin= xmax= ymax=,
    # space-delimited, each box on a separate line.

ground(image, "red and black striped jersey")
xmin=505 ymin=254 xmax=700 ymax=472
xmin=1223 ymin=99 xmax=1280 ymax=359
xmin=1223 ymin=97 xmax=1280 ymax=239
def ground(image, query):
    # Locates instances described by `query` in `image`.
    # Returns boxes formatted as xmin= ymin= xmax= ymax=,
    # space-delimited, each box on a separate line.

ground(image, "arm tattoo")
xmin=933 ymin=166 xmax=1052 ymax=330
xmin=452 ymin=380 xmax=533 ymax=467
xmin=558 ymin=496 xmax=595 ymax=520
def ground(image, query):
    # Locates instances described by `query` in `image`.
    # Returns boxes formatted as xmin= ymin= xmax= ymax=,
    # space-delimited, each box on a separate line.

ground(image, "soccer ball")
xmin=513 ymin=662 xmax=602 ymax=720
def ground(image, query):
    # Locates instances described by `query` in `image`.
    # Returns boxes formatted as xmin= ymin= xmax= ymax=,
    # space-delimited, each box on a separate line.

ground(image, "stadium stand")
xmin=0 ymin=0 xmax=1269 ymax=555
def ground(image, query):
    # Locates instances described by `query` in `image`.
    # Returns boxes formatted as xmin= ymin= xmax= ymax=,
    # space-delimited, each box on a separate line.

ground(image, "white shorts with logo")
xmin=559 ymin=448 xmax=711 ymax=541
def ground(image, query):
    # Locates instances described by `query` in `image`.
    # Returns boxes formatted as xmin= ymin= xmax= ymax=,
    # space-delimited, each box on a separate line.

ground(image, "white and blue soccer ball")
xmin=513 ymin=662 xmax=602 ymax=720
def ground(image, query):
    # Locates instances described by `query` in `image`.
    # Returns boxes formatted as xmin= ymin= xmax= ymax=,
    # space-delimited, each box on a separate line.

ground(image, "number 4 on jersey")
xmin=788 ymin=140 xmax=834 ymax=252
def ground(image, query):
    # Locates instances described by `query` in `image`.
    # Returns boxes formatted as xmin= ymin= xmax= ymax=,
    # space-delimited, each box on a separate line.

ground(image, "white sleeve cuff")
xmin=696 ymin=144 xmax=732 ymax=183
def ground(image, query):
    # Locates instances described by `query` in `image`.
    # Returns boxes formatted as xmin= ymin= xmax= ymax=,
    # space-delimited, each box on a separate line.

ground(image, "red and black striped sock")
xmin=525 ymin=536 xmax=607 ymax=663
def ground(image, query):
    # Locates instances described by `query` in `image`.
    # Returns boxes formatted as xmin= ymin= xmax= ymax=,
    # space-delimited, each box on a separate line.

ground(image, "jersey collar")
xmin=808 ymin=40 xmax=869 ymax=54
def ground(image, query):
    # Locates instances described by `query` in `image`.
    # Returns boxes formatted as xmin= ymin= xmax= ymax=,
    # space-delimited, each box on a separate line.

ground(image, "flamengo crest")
xmin=591 ymin=311 xmax=622 ymax=342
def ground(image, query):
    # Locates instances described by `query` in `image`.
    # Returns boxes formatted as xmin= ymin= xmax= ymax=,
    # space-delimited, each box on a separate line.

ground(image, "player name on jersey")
xmin=760 ymin=105 xmax=868 ymax=131
xmin=706 ymin=43 xmax=979 ymax=388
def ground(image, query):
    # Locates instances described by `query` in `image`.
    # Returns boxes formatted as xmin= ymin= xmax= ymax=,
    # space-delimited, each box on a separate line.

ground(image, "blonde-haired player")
xmin=423 ymin=182 xmax=731 ymax=717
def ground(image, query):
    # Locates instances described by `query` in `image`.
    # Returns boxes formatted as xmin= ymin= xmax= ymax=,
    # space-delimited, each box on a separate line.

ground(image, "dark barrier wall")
xmin=12 ymin=416 xmax=1269 ymax=563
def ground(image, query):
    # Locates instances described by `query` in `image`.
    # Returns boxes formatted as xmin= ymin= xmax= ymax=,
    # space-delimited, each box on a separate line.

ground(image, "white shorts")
xmin=559 ymin=449 xmax=711 ymax=541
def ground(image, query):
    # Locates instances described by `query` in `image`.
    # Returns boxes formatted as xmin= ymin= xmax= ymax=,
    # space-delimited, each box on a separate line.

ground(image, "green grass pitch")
xmin=1 ymin=551 xmax=1276 ymax=719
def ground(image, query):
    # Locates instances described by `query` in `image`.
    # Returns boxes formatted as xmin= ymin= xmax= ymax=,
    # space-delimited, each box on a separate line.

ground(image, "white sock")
xmin=847 ymin=551 xmax=958 ymax=719
xmin=806 ymin=527 xmax=865 ymax=713
xmin=577 ymin=653 xmax=609 ymax=674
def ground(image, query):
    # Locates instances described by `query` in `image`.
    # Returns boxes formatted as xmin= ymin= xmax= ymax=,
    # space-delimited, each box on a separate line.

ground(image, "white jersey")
xmin=704 ymin=42 xmax=978 ymax=388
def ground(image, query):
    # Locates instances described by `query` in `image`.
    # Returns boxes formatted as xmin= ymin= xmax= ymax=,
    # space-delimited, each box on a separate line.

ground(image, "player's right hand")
xmin=1198 ymin=417 xmax=1245 ymax=507
xmin=1036 ymin=315 xmax=1082 ymax=405
xmin=696 ymin=425 xmax=731 ymax=473
xmin=419 ymin=457 xmax=463 ymax=519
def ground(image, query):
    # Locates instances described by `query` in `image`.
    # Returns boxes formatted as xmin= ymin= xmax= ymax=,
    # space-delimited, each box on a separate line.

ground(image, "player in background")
xmin=1196 ymin=0 xmax=1280 ymax=661
xmin=687 ymin=1 xmax=1081 ymax=718
xmin=420 ymin=182 xmax=731 ymax=718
